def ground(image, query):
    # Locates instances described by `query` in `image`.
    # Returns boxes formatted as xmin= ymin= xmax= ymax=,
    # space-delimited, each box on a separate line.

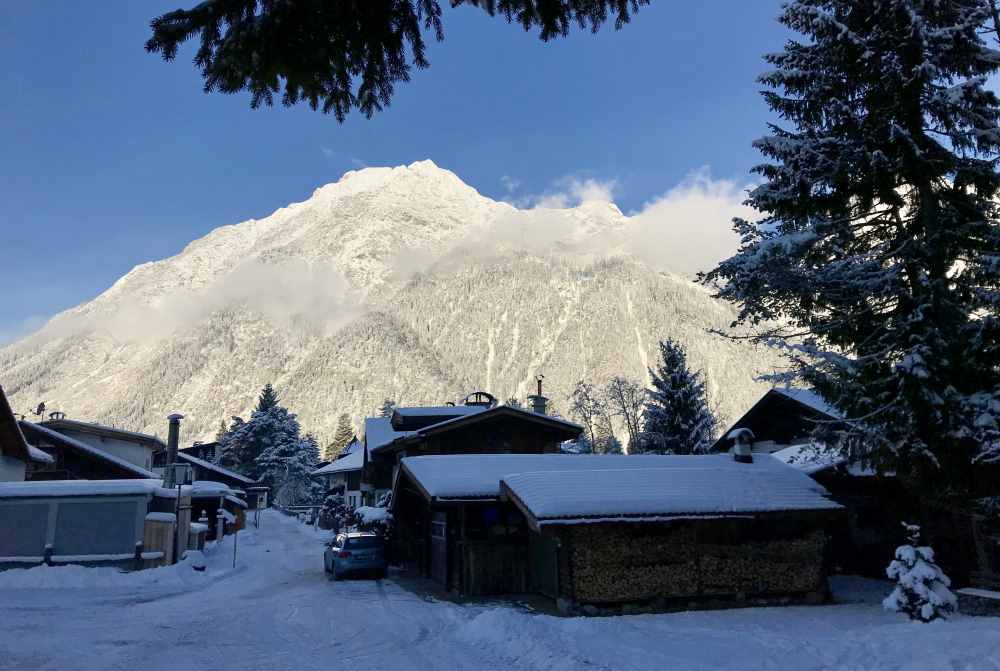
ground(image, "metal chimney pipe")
xmin=166 ymin=413 xmax=184 ymax=466
xmin=528 ymin=375 xmax=548 ymax=415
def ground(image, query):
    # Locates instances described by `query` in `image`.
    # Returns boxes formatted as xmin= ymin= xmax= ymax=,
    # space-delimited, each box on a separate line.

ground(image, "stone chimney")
xmin=527 ymin=375 xmax=548 ymax=415
xmin=728 ymin=427 xmax=755 ymax=463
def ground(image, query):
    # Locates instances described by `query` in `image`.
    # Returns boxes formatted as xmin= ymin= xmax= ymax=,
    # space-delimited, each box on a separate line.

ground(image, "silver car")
xmin=324 ymin=532 xmax=387 ymax=580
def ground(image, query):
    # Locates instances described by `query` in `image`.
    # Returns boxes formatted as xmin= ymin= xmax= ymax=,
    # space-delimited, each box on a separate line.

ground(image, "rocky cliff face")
xmin=0 ymin=161 xmax=776 ymax=445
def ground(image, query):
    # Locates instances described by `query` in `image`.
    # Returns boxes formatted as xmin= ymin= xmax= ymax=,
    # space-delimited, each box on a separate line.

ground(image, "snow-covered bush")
xmin=319 ymin=486 xmax=351 ymax=531
xmin=352 ymin=506 xmax=393 ymax=538
xmin=883 ymin=523 xmax=957 ymax=622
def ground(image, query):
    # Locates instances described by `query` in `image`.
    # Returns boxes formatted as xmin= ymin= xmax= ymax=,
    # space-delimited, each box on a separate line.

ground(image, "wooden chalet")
xmin=363 ymin=392 xmax=582 ymax=505
xmin=709 ymin=387 xmax=844 ymax=454
xmin=392 ymin=452 xmax=843 ymax=612
xmin=717 ymin=387 xmax=1000 ymax=588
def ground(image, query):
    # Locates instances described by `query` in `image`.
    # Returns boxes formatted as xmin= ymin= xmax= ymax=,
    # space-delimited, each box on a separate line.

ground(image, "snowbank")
xmin=0 ymin=528 xmax=253 ymax=590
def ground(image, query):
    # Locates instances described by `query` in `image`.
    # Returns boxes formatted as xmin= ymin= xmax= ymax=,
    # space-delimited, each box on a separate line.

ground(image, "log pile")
xmin=563 ymin=520 xmax=827 ymax=605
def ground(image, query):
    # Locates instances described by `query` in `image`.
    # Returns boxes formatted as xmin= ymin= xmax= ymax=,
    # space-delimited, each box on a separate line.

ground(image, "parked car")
xmin=324 ymin=531 xmax=387 ymax=580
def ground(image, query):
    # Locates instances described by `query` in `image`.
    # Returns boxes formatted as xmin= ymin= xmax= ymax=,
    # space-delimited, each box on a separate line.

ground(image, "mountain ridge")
xmin=0 ymin=161 xmax=777 ymax=446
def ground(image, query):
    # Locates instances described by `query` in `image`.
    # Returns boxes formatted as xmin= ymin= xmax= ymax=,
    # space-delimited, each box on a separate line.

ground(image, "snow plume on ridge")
xmin=625 ymin=168 xmax=754 ymax=277
xmin=43 ymin=260 xmax=365 ymax=342
xmin=395 ymin=167 xmax=752 ymax=281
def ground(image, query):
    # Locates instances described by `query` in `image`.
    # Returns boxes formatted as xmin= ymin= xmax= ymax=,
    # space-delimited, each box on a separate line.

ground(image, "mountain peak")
xmin=309 ymin=159 xmax=476 ymax=203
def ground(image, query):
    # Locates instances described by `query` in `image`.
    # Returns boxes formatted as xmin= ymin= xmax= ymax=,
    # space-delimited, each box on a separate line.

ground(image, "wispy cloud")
xmin=502 ymin=173 xmax=618 ymax=209
xmin=320 ymin=146 xmax=335 ymax=158
xmin=0 ymin=315 xmax=49 ymax=346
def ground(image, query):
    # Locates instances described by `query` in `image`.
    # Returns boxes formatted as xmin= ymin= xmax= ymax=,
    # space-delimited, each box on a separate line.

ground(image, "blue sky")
xmin=0 ymin=1 xmax=788 ymax=342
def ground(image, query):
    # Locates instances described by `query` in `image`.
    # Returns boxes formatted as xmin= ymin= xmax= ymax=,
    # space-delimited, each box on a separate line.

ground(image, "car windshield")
xmin=344 ymin=537 xmax=381 ymax=549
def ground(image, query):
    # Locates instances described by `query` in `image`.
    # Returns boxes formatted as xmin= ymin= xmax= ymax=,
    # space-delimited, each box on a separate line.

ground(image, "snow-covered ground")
xmin=2 ymin=510 xmax=998 ymax=671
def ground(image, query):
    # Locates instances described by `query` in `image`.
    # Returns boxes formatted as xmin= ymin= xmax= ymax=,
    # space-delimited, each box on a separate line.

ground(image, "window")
xmin=430 ymin=521 xmax=446 ymax=539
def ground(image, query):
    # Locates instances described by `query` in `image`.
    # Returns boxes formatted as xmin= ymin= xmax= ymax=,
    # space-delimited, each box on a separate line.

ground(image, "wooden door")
xmin=430 ymin=512 xmax=448 ymax=585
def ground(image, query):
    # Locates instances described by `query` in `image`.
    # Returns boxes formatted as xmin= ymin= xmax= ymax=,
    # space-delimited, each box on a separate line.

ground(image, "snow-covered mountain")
xmin=0 ymin=160 xmax=778 ymax=445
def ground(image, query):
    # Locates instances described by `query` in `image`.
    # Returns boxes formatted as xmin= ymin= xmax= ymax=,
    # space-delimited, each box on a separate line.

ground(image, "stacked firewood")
xmin=565 ymin=522 xmax=826 ymax=604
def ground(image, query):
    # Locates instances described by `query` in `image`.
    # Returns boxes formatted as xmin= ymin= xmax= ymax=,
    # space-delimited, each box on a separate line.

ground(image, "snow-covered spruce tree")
xmin=329 ymin=413 xmax=354 ymax=459
xmin=256 ymin=382 xmax=280 ymax=413
xmin=378 ymin=398 xmax=396 ymax=418
xmin=256 ymin=424 xmax=324 ymax=507
xmin=703 ymin=1 xmax=1000 ymax=486
xmin=884 ymin=523 xmax=957 ymax=621
xmin=638 ymin=339 xmax=717 ymax=454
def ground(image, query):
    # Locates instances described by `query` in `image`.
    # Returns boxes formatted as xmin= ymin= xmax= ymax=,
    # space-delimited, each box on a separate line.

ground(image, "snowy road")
xmin=2 ymin=510 xmax=1000 ymax=671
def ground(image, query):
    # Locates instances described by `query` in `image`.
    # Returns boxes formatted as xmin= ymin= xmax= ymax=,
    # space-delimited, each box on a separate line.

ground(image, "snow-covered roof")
xmin=771 ymin=387 xmax=842 ymax=419
xmin=502 ymin=462 xmax=841 ymax=527
xmin=771 ymin=444 xmax=845 ymax=475
xmin=364 ymin=416 xmax=415 ymax=452
xmin=399 ymin=453 xmax=840 ymax=523
xmin=190 ymin=480 xmax=238 ymax=497
xmin=369 ymin=406 xmax=582 ymax=454
xmin=26 ymin=444 xmax=54 ymax=464
xmin=772 ymin=444 xmax=878 ymax=478
xmin=394 ymin=406 xmax=485 ymax=419
xmin=312 ymin=446 xmax=364 ymax=476
xmin=21 ymin=422 xmax=158 ymax=478
xmin=40 ymin=418 xmax=166 ymax=449
xmin=399 ymin=453 xmax=828 ymax=501
xmin=415 ymin=405 xmax=582 ymax=436
xmin=0 ymin=479 xmax=171 ymax=499
xmin=176 ymin=452 xmax=256 ymax=485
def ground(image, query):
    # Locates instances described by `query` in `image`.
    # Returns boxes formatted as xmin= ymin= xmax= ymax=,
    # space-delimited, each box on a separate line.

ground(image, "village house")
xmin=312 ymin=437 xmax=365 ymax=508
xmin=39 ymin=415 xmax=165 ymax=472
xmin=19 ymin=420 xmax=159 ymax=481
xmin=391 ymin=452 xmax=843 ymax=612
xmin=362 ymin=391 xmax=581 ymax=505
xmin=0 ymin=385 xmax=53 ymax=481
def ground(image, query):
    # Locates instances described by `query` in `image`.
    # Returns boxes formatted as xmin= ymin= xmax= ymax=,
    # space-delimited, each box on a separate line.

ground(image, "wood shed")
xmin=393 ymin=453 xmax=843 ymax=612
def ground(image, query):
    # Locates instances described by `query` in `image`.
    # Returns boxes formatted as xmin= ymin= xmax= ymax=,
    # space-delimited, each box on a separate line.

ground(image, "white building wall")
xmin=58 ymin=430 xmax=155 ymax=470
xmin=0 ymin=454 xmax=26 ymax=482
xmin=321 ymin=472 xmax=362 ymax=509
